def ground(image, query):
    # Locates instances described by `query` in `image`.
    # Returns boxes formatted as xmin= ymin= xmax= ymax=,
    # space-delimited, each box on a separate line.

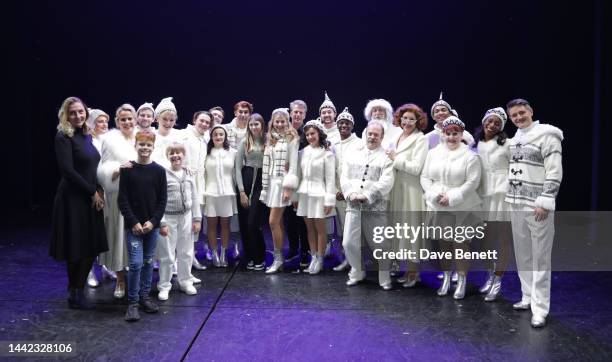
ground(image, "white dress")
xmin=477 ymin=137 xmax=510 ymax=221
xmin=260 ymin=138 xmax=299 ymax=208
xmin=96 ymin=129 xmax=136 ymax=271
xmin=388 ymin=131 xmax=428 ymax=251
xmin=296 ymin=146 xmax=336 ymax=219
xmin=204 ymin=147 xmax=237 ymax=217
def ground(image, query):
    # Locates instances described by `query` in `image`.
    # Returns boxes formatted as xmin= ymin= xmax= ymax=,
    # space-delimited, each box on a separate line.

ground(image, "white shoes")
xmin=87 ymin=269 xmax=99 ymax=288
xmin=158 ymin=289 xmax=169 ymax=301
xmin=401 ymin=274 xmax=420 ymax=288
xmin=453 ymin=273 xmax=467 ymax=299
xmin=265 ymin=254 xmax=284 ymax=274
xmin=212 ymin=250 xmax=221 ymax=267
xmin=190 ymin=275 xmax=202 ymax=284
xmin=305 ymin=254 xmax=316 ymax=274
xmin=484 ymin=276 xmax=502 ymax=302
xmin=309 ymin=256 xmax=323 ymax=275
xmin=333 ymin=259 xmax=349 ymax=272
xmin=180 ymin=284 xmax=197 ymax=295
xmin=513 ymin=300 xmax=531 ymax=310
xmin=113 ymin=281 xmax=125 ymax=299
xmin=531 ymin=315 xmax=546 ymax=328
xmin=192 ymin=258 xmax=207 ymax=270
xmin=220 ymin=249 xmax=228 ymax=267
xmin=437 ymin=272 xmax=451 ymax=296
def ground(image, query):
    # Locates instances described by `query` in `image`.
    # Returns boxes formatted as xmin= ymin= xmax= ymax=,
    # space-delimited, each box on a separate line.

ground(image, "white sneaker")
xmin=158 ymin=289 xmax=169 ymax=301
xmin=190 ymin=275 xmax=202 ymax=284
xmin=180 ymin=284 xmax=197 ymax=295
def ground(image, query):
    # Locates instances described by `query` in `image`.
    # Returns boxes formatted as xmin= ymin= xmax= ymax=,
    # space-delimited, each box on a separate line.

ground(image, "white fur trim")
xmin=364 ymin=99 xmax=393 ymax=124
xmin=534 ymin=195 xmax=556 ymax=211
xmin=282 ymin=174 xmax=299 ymax=189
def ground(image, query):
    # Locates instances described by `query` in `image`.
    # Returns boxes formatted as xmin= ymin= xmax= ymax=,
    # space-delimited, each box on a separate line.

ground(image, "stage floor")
xmin=1 ymin=226 xmax=611 ymax=361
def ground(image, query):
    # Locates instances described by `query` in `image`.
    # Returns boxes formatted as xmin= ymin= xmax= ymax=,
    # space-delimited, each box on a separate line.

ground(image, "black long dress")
xmin=50 ymin=127 xmax=108 ymax=261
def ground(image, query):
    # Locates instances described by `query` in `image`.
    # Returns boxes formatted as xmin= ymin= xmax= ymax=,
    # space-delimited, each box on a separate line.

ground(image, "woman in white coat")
xmin=295 ymin=120 xmax=336 ymax=275
xmin=420 ymin=116 xmax=482 ymax=299
xmin=259 ymin=108 xmax=300 ymax=274
xmin=97 ymin=104 xmax=137 ymax=298
xmin=386 ymin=103 xmax=429 ymax=287
xmin=473 ymin=107 xmax=512 ymax=302
xmin=204 ymin=124 xmax=238 ymax=267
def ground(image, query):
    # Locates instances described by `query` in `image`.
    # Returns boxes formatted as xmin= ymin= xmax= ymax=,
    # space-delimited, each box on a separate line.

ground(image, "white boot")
xmin=265 ymin=251 xmax=284 ymax=274
xmin=220 ymin=247 xmax=228 ymax=267
xmin=310 ymin=255 xmax=323 ymax=275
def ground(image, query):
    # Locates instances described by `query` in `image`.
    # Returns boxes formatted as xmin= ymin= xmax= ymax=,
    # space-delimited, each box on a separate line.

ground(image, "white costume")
xmin=179 ymin=124 xmax=207 ymax=206
xmin=333 ymin=133 xmax=364 ymax=233
xmin=204 ymin=147 xmax=238 ymax=217
xmin=421 ymin=142 xmax=482 ymax=212
xmin=296 ymin=145 xmax=336 ymax=219
xmin=477 ymin=137 xmax=510 ymax=221
xmin=227 ymin=117 xmax=248 ymax=150
xmin=96 ymin=129 xmax=136 ymax=271
xmin=361 ymin=99 xmax=402 ymax=150
xmin=341 ymin=145 xmax=395 ymax=287
xmin=325 ymin=125 xmax=341 ymax=146
xmin=389 ymin=130 xmax=428 ymax=253
xmin=158 ymin=168 xmax=202 ymax=293
xmin=259 ymin=136 xmax=299 ymax=208
xmin=506 ymin=120 xmax=563 ymax=320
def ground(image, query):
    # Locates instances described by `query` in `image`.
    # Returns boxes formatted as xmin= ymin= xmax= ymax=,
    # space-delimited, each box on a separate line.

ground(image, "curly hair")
xmin=266 ymin=110 xmax=298 ymax=146
xmin=57 ymin=97 xmax=90 ymax=137
xmin=393 ymin=103 xmax=428 ymax=131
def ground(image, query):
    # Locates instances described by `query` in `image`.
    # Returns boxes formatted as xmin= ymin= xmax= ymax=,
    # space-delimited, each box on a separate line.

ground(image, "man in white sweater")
xmin=341 ymin=121 xmax=395 ymax=290
xmin=505 ymin=98 xmax=563 ymax=328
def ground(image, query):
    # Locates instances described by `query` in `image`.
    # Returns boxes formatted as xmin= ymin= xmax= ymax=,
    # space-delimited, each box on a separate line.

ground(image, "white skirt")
xmin=205 ymin=195 xmax=237 ymax=218
xmin=297 ymin=193 xmax=336 ymax=219
xmin=262 ymin=177 xmax=291 ymax=208
xmin=482 ymin=193 xmax=510 ymax=222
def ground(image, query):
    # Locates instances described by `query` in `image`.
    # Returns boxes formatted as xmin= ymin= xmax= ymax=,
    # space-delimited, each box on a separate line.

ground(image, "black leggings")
xmin=66 ymin=257 xmax=95 ymax=290
xmin=237 ymin=166 xmax=268 ymax=264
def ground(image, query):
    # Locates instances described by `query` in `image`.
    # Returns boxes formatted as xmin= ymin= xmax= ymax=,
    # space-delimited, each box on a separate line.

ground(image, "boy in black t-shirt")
xmin=118 ymin=130 xmax=167 ymax=322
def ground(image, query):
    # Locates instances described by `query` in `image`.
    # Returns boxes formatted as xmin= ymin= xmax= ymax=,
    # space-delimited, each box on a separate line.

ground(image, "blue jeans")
xmin=126 ymin=228 xmax=159 ymax=304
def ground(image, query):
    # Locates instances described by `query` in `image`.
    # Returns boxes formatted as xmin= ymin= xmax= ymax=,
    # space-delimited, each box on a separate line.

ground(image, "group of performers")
xmin=50 ymin=92 xmax=563 ymax=327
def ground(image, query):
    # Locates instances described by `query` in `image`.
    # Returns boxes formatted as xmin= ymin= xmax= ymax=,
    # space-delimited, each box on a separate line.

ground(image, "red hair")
xmin=393 ymin=103 xmax=428 ymax=131
xmin=135 ymin=130 xmax=156 ymax=143
xmin=234 ymin=101 xmax=254 ymax=113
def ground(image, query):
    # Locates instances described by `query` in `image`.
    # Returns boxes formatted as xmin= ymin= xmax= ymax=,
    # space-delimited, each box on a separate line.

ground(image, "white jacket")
xmin=179 ymin=125 xmax=207 ymax=205
xmin=476 ymin=137 xmax=510 ymax=196
xmin=340 ymin=146 xmax=395 ymax=212
xmin=333 ymin=134 xmax=364 ymax=192
xmin=505 ymin=121 xmax=563 ymax=211
xmin=361 ymin=121 xmax=403 ymax=151
xmin=297 ymin=146 xmax=336 ymax=206
xmin=325 ymin=125 xmax=341 ymax=146
xmin=204 ymin=147 xmax=237 ymax=197
xmin=421 ymin=143 xmax=481 ymax=211
xmin=97 ymin=129 xmax=136 ymax=193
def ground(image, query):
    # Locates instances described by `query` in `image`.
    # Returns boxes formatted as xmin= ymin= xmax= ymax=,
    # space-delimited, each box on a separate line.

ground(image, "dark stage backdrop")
xmin=7 ymin=0 xmax=610 ymax=221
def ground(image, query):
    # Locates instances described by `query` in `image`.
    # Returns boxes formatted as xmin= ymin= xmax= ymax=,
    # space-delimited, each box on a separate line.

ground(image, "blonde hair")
xmin=166 ymin=142 xmax=186 ymax=157
xmin=156 ymin=109 xmax=177 ymax=121
xmin=114 ymin=103 xmax=137 ymax=127
xmin=57 ymin=97 xmax=90 ymax=137
xmin=266 ymin=110 xmax=298 ymax=146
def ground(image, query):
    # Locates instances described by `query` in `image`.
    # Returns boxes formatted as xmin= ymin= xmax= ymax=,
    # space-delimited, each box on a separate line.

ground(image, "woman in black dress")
xmin=50 ymin=97 xmax=108 ymax=309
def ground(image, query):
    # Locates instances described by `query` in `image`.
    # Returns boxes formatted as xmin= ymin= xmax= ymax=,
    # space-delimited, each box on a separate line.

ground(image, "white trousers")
xmin=157 ymin=212 xmax=194 ymax=292
xmin=342 ymin=209 xmax=391 ymax=286
xmin=335 ymin=200 xmax=347 ymax=236
xmin=510 ymin=204 xmax=555 ymax=318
